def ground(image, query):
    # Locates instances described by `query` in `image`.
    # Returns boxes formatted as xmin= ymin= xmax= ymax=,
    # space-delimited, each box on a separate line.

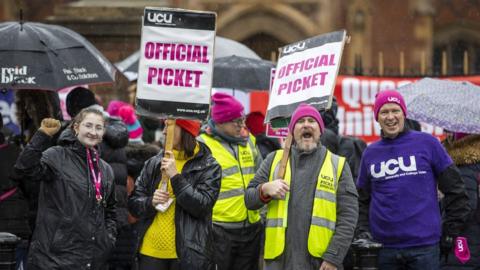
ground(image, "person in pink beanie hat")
xmin=245 ymin=102 xmax=358 ymax=270
xmin=198 ymin=92 xmax=263 ymax=270
xmin=211 ymin=92 xmax=245 ymax=124
xmin=372 ymin=89 xmax=408 ymax=139
xmin=356 ymin=89 xmax=470 ymax=270
xmin=118 ymin=104 xmax=144 ymax=144
xmin=107 ymin=100 xmax=129 ymax=118
xmin=288 ymin=103 xmax=325 ymax=135
xmin=373 ymin=89 xmax=407 ymax=121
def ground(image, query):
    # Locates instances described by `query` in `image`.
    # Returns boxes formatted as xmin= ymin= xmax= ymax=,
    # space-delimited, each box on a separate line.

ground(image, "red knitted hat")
xmin=246 ymin=112 xmax=266 ymax=136
xmin=176 ymin=119 xmax=201 ymax=137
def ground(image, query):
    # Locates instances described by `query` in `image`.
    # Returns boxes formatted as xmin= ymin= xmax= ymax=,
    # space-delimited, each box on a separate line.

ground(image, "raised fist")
xmin=39 ymin=118 xmax=61 ymax=137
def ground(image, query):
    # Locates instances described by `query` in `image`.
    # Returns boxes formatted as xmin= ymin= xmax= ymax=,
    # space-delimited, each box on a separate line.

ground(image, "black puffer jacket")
xmin=128 ymin=142 xmax=221 ymax=270
xmin=15 ymin=131 xmax=117 ymax=270
xmin=442 ymin=135 xmax=480 ymax=269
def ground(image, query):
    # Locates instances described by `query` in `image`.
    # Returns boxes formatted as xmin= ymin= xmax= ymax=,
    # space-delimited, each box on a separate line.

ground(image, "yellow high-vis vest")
xmin=264 ymin=149 xmax=345 ymax=259
xmin=200 ymin=134 xmax=261 ymax=224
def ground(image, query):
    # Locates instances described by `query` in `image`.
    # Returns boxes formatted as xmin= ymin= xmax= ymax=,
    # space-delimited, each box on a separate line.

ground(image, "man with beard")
xmin=245 ymin=103 xmax=359 ymax=270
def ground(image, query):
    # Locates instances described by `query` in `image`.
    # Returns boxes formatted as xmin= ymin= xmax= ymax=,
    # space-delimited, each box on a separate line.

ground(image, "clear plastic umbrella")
xmin=397 ymin=77 xmax=480 ymax=133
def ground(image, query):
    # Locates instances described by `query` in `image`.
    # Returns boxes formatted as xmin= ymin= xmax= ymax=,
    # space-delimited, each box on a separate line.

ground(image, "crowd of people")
xmin=1 ymin=87 xmax=479 ymax=270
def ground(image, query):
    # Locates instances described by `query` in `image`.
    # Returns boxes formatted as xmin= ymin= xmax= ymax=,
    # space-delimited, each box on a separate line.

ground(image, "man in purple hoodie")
xmin=356 ymin=90 xmax=470 ymax=269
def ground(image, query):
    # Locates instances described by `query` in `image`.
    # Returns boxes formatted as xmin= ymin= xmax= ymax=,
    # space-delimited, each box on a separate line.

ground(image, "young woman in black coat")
xmin=128 ymin=119 xmax=221 ymax=270
xmin=14 ymin=107 xmax=116 ymax=270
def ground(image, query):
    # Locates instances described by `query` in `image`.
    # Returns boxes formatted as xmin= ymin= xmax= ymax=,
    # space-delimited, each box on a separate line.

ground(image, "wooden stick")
xmin=161 ymin=119 xmax=176 ymax=186
xmin=155 ymin=119 xmax=176 ymax=212
xmin=275 ymin=133 xmax=293 ymax=179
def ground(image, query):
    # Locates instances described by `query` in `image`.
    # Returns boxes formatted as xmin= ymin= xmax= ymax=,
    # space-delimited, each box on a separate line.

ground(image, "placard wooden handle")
xmin=275 ymin=133 xmax=292 ymax=179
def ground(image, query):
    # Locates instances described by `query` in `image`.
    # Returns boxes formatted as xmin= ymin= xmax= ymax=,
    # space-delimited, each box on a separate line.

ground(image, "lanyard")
xmin=0 ymin=187 xmax=17 ymax=202
xmin=86 ymin=148 xmax=102 ymax=202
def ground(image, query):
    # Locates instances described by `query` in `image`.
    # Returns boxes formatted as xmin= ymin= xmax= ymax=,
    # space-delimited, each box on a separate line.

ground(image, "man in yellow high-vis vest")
xmin=245 ymin=104 xmax=358 ymax=270
xmin=198 ymin=93 xmax=263 ymax=270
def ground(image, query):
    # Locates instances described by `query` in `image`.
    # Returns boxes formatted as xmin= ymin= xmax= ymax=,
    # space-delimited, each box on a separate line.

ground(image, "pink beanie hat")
xmin=118 ymin=105 xmax=143 ymax=141
xmin=211 ymin=93 xmax=244 ymax=123
xmin=288 ymin=103 xmax=325 ymax=134
xmin=373 ymin=90 xmax=407 ymax=121
xmin=118 ymin=105 xmax=137 ymax=125
xmin=107 ymin=100 xmax=129 ymax=117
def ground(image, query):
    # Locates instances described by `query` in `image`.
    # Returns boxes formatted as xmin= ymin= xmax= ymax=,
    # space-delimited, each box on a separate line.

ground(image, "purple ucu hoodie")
xmin=357 ymin=130 xmax=453 ymax=248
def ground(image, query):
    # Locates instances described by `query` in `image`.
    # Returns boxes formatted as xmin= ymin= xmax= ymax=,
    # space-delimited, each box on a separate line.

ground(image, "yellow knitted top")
xmin=140 ymin=144 xmax=199 ymax=258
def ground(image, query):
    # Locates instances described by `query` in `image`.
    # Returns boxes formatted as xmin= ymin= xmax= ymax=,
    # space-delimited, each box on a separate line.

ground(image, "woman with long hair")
xmin=128 ymin=119 xmax=221 ymax=270
xmin=14 ymin=107 xmax=116 ymax=269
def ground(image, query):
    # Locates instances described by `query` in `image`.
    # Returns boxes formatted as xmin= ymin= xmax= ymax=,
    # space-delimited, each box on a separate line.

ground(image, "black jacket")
xmin=321 ymin=129 xmax=367 ymax=180
xmin=14 ymin=131 xmax=117 ymax=270
xmin=255 ymin=134 xmax=281 ymax=159
xmin=59 ymin=117 xmax=129 ymax=186
xmin=442 ymin=135 xmax=480 ymax=269
xmin=60 ymin=119 xmax=129 ymax=226
xmin=128 ymin=142 xmax=221 ymax=270
xmin=0 ymin=142 xmax=31 ymax=240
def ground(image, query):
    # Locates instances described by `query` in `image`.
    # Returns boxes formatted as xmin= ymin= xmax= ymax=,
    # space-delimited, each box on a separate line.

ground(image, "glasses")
xmin=81 ymin=123 xmax=105 ymax=132
xmin=230 ymin=117 xmax=246 ymax=127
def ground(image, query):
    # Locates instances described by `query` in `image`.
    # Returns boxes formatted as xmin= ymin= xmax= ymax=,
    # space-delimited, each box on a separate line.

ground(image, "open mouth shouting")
xmin=301 ymin=130 xmax=314 ymax=140
xmin=292 ymin=116 xmax=321 ymax=151
xmin=295 ymin=128 xmax=320 ymax=151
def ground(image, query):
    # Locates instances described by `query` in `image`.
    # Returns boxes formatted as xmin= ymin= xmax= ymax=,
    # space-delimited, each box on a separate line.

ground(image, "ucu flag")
xmin=370 ymin=155 xmax=417 ymax=178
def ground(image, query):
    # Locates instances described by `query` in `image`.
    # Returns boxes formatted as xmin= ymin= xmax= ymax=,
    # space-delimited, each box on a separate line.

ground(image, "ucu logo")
xmin=387 ymin=96 xmax=400 ymax=103
xmin=457 ymin=239 xmax=464 ymax=252
xmin=283 ymin=42 xmax=306 ymax=54
xmin=370 ymin=156 xmax=417 ymax=178
xmin=147 ymin=12 xmax=173 ymax=24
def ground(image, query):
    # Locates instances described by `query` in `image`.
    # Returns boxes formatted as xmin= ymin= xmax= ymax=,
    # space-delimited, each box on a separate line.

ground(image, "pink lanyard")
xmin=0 ymin=187 xmax=17 ymax=202
xmin=86 ymin=148 xmax=102 ymax=202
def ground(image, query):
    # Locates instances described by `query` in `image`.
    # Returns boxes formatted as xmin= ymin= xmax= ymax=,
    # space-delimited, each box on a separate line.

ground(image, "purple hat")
xmin=373 ymin=90 xmax=407 ymax=121
xmin=288 ymin=103 xmax=325 ymax=134
xmin=211 ymin=93 xmax=244 ymax=123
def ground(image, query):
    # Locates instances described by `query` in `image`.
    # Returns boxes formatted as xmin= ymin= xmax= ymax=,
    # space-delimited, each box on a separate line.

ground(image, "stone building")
xmin=2 ymin=0 xmax=480 ymax=77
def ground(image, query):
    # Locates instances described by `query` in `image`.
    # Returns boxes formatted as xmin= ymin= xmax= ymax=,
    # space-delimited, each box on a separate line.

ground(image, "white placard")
xmin=266 ymin=30 xmax=346 ymax=123
xmin=136 ymin=7 xmax=216 ymax=120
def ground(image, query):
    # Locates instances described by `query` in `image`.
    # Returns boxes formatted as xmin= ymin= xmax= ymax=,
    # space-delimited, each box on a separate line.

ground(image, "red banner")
xmin=334 ymin=75 xmax=480 ymax=143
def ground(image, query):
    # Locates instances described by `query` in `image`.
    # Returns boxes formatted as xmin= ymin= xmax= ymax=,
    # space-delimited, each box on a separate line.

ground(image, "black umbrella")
xmin=213 ymin=55 xmax=274 ymax=90
xmin=0 ymin=21 xmax=116 ymax=91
